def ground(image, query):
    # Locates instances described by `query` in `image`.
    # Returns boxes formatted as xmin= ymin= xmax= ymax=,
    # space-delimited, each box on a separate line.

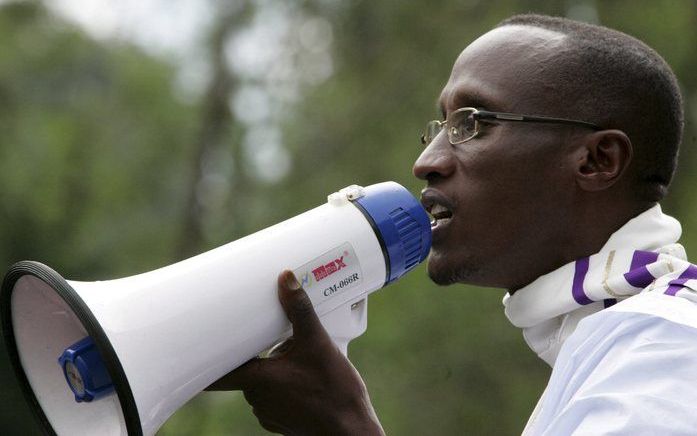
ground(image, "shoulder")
xmin=528 ymin=292 xmax=697 ymax=435
xmin=607 ymin=287 xmax=697 ymax=327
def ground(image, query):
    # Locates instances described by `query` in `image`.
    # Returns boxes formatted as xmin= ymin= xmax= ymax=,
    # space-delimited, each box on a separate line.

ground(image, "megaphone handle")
xmin=261 ymin=297 xmax=368 ymax=359
xmin=320 ymin=297 xmax=369 ymax=357
xmin=333 ymin=338 xmax=350 ymax=356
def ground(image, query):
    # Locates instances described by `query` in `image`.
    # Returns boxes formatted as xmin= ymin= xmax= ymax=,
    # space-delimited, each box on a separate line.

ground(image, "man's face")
xmin=414 ymin=26 xmax=583 ymax=290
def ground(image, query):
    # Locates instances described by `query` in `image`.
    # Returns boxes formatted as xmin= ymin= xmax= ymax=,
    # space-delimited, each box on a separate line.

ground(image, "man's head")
xmin=413 ymin=14 xmax=684 ymax=290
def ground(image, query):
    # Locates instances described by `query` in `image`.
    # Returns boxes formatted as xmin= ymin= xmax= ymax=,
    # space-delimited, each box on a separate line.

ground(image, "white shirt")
xmin=503 ymin=206 xmax=697 ymax=435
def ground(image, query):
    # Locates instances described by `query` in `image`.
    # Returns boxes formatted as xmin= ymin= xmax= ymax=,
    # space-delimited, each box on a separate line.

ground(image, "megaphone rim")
xmin=1 ymin=261 xmax=142 ymax=436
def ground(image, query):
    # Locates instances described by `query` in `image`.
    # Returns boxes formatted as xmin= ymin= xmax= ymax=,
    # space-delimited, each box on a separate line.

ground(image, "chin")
xmin=426 ymin=251 xmax=480 ymax=286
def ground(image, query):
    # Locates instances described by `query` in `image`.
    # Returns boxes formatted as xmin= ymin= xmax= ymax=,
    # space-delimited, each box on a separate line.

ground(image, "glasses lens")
xmin=422 ymin=120 xmax=443 ymax=145
xmin=448 ymin=109 xmax=477 ymax=143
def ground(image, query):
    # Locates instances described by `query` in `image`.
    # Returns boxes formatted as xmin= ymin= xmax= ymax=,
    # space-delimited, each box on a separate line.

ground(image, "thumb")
xmin=278 ymin=270 xmax=330 ymax=344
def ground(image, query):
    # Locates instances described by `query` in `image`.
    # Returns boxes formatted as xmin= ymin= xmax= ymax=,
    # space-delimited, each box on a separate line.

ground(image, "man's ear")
xmin=575 ymin=129 xmax=633 ymax=192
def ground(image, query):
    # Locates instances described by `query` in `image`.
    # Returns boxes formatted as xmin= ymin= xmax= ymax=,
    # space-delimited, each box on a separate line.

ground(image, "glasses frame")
xmin=421 ymin=107 xmax=602 ymax=146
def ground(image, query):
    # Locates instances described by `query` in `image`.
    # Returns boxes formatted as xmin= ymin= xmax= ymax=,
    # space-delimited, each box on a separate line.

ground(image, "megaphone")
xmin=1 ymin=182 xmax=431 ymax=435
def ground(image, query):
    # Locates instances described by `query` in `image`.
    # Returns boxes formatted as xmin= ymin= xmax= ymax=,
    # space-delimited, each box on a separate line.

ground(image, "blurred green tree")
xmin=0 ymin=1 xmax=199 ymax=433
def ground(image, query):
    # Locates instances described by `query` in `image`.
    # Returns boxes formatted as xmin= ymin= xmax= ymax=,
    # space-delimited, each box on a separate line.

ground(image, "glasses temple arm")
xmin=475 ymin=110 xmax=601 ymax=130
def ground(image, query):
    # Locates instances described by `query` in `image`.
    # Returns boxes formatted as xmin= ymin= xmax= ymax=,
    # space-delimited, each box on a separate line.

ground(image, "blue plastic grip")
xmin=353 ymin=182 xmax=432 ymax=283
xmin=58 ymin=337 xmax=114 ymax=402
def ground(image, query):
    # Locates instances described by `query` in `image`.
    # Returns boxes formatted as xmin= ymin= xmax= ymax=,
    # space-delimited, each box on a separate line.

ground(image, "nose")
xmin=412 ymin=136 xmax=456 ymax=181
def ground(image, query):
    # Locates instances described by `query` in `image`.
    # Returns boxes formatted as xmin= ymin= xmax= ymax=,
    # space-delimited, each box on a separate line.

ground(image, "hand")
xmin=207 ymin=270 xmax=385 ymax=436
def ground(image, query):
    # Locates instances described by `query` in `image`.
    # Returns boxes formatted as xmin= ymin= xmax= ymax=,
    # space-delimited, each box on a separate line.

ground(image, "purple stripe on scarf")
xmin=665 ymin=265 xmax=697 ymax=296
xmin=624 ymin=250 xmax=659 ymax=288
xmin=572 ymin=257 xmax=593 ymax=305
xmin=630 ymin=250 xmax=660 ymax=270
xmin=665 ymin=279 xmax=687 ymax=296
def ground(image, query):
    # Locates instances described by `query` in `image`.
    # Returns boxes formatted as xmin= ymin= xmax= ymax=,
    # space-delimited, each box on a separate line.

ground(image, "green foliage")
xmin=0 ymin=3 xmax=198 ymax=433
xmin=1 ymin=1 xmax=696 ymax=435
xmin=0 ymin=2 xmax=197 ymax=279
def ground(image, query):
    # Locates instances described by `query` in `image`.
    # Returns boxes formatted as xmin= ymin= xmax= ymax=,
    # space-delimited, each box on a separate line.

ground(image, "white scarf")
xmin=503 ymin=205 xmax=690 ymax=366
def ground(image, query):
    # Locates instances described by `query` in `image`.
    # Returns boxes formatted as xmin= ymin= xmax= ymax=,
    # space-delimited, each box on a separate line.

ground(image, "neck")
xmin=510 ymin=199 xmax=655 ymax=292
xmin=564 ymin=199 xmax=655 ymax=261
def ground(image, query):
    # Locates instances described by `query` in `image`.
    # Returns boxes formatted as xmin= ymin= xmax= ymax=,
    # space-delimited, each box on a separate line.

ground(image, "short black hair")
xmin=497 ymin=14 xmax=684 ymax=202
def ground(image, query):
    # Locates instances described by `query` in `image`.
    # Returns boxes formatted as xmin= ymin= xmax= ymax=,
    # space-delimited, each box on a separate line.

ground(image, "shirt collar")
xmin=502 ymin=204 xmax=683 ymax=365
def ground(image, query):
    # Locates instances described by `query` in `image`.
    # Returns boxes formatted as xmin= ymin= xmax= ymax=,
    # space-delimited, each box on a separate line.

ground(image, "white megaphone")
xmin=1 ymin=181 xmax=431 ymax=436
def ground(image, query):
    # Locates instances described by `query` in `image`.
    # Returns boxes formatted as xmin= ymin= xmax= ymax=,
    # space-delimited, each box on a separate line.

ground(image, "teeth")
xmin=431 ymin=204 xmax=449 ymax=216
xmin=428 ymin=202 xmax=452 ymax=227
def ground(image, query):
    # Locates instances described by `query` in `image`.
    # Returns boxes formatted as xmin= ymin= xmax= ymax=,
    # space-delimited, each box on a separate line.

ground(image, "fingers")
xmin=277 ymin=270 xmax=331 ymax=345
xmin=208 ymin=270 xmax=332 ymax=392
xmin=262 ymin=338 xmax=295 ymax=359
xmin=254 ymin=411 xmax=289 ymax=435
xmin=205 ymin=357 xmax=273 ymax=391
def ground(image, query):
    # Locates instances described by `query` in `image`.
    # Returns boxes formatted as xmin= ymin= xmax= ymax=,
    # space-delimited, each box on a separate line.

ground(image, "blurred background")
xmin=0 ymin=0 xmax=695 ymax=434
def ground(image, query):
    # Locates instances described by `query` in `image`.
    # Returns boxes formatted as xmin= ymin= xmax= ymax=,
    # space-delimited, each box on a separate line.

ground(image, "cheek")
xmin=455 ymin=149 xmax=546 ymax=207
xmin=455 ymin=143 xmax=572 ymax=238
xmin=470 ymin=132 xmax=572 ymax=196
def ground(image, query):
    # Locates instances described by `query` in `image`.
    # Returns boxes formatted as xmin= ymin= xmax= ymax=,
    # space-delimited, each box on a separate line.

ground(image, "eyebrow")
xmin=437 ymin=88 xmax=501 ymax=118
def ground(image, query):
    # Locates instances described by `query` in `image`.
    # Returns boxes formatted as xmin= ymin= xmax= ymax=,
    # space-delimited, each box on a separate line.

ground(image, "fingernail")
xmin=286 ymin=272 xmax=301 ymax=290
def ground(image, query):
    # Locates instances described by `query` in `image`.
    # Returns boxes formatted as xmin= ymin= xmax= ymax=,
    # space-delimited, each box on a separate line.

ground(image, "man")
xmin=209 ymin=14 xmax=697 ymax=434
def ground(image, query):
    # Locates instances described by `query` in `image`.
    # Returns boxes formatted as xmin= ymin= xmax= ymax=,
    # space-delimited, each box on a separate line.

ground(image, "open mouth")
xmin=426 ymin=203 xmax=453 ymax=227
xmin=421 ymin=190 xmax=454 ymax=230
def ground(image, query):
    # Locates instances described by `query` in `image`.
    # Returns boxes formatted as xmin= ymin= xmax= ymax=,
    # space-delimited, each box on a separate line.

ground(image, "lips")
xmin=420 ymin=190 xmax=454 ymax=228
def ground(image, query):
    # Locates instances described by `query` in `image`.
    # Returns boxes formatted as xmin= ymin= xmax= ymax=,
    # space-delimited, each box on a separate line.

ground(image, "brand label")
xmin=294 ymin=242 xmax=363 ymax=304
xmin=312 ymin=256 xmax=347 ymax=281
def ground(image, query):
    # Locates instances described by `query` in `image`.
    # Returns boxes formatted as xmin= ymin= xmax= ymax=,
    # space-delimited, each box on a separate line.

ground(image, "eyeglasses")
xmin=420 ymin=107 xmax=602 ymax=146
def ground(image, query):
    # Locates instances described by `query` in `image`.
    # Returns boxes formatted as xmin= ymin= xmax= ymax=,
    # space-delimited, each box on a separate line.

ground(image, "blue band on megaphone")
xmin=353 ymin=182 xmax=431 ymax=284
